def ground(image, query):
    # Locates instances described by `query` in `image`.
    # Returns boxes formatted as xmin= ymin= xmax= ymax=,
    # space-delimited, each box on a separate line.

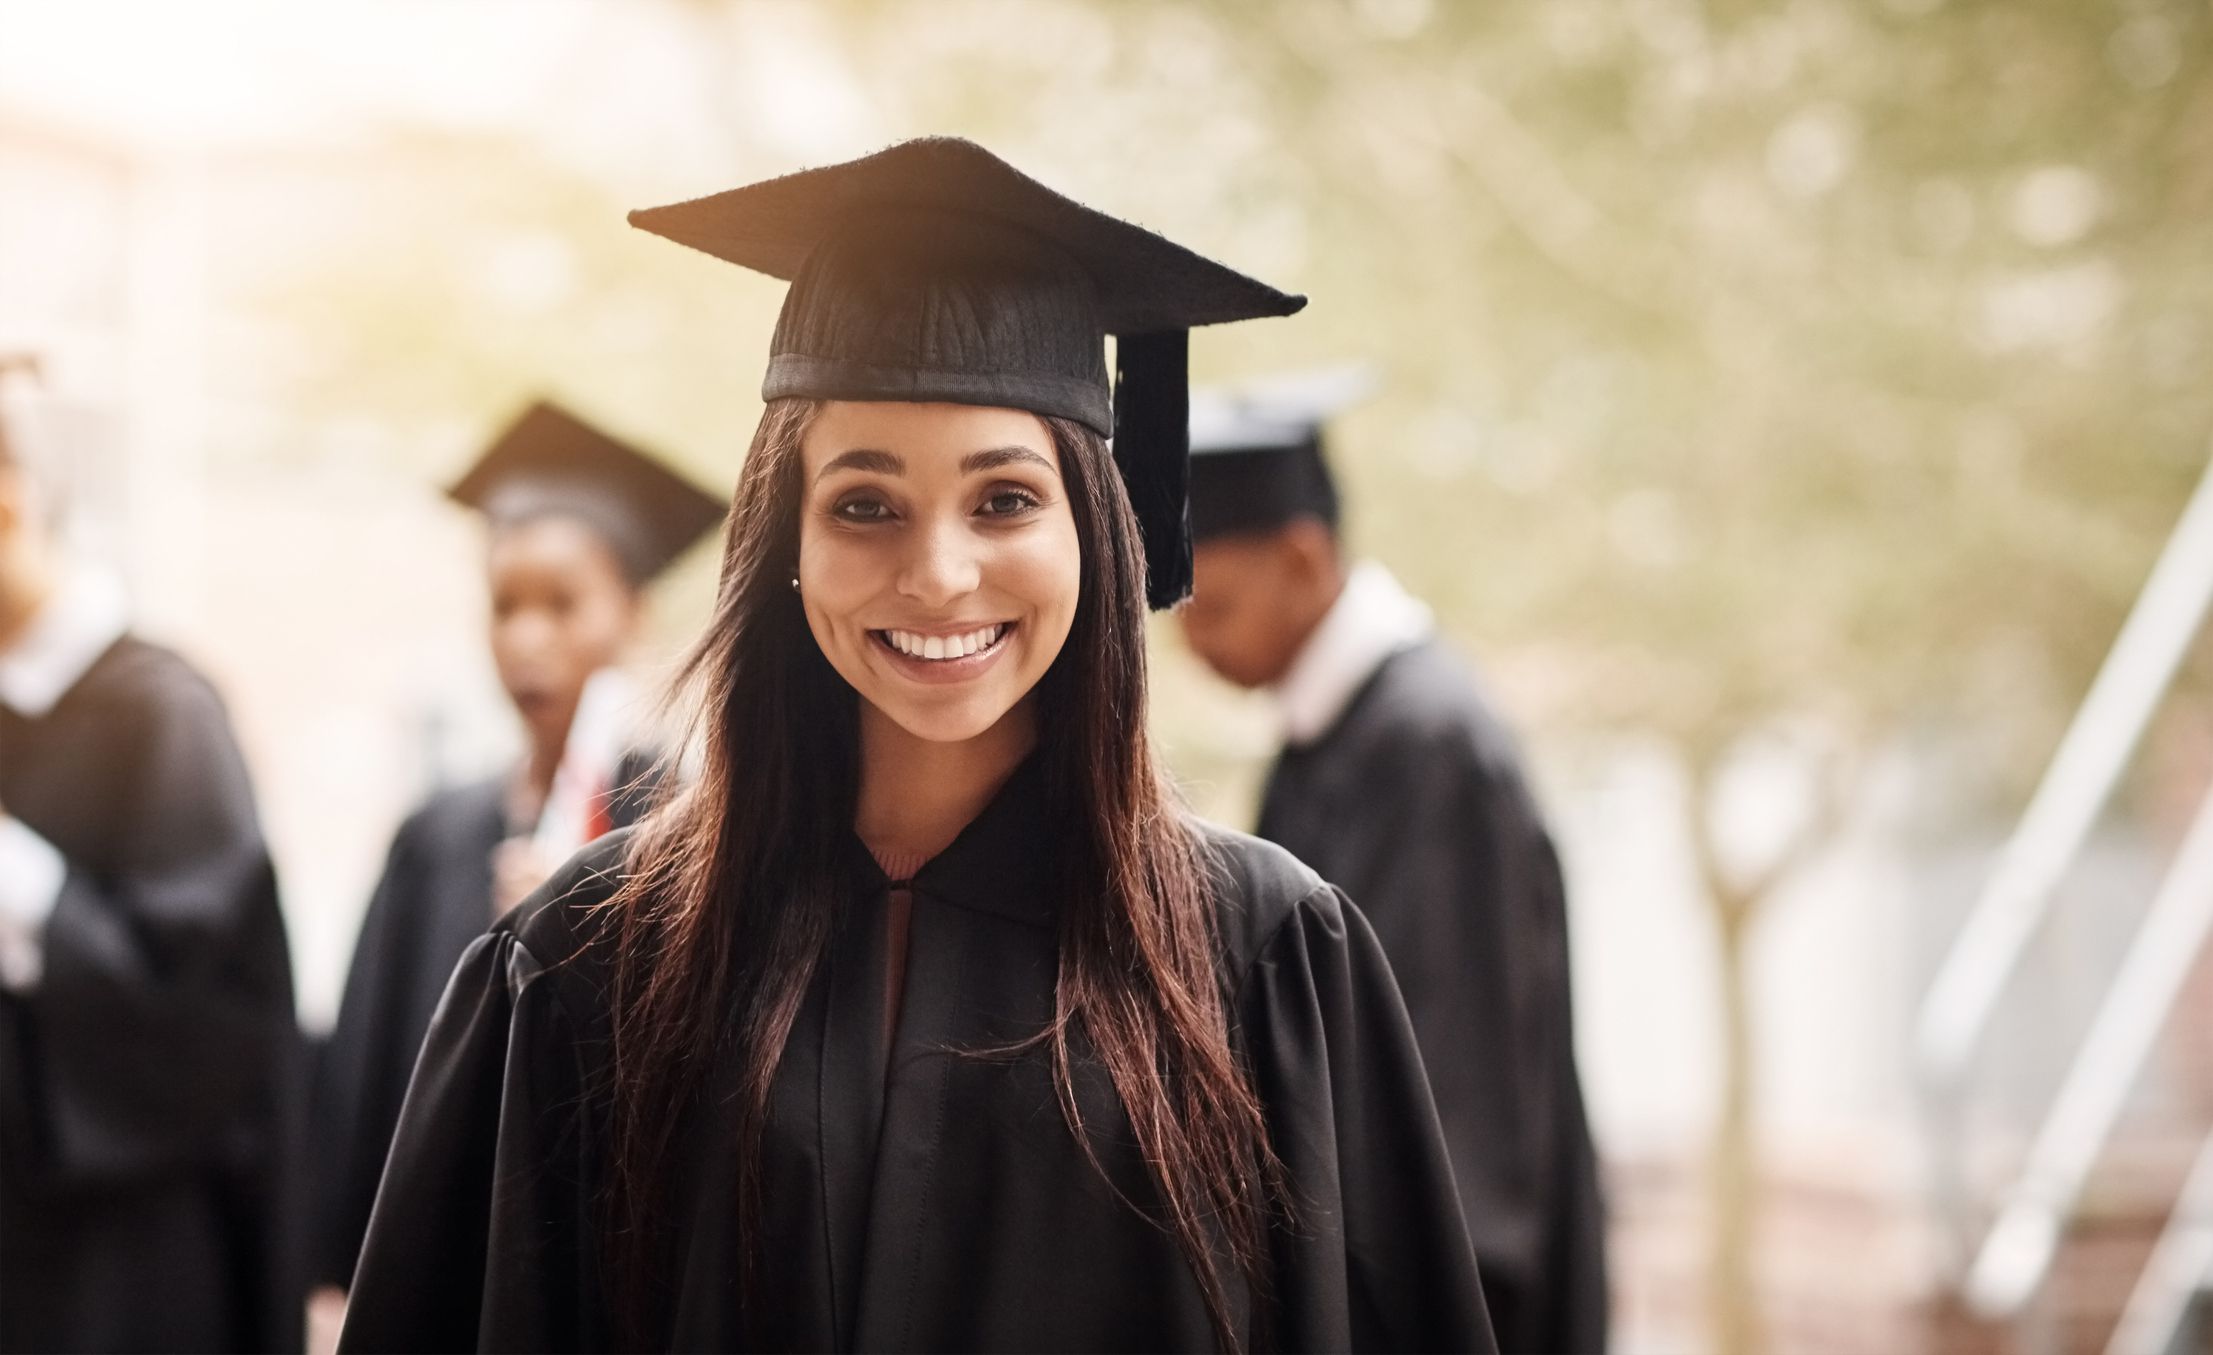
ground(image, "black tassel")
xmin=1111 ymin=330 xmax=1192 ymax=610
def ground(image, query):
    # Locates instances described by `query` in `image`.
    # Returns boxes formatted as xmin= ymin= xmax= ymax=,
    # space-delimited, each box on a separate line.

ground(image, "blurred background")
xmin=6 ymin=1 xmax=2212 ymax=1350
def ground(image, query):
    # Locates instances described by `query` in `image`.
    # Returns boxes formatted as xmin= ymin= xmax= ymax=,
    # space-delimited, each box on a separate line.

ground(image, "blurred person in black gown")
xmin=338 ymin=139 xmax=1492 ymax=1354
xmin=308 ymin=401 xmax=723 ymax=1308
xmin=0 ymin=363 xmax=302 ymax=1352
xmin=1179 ymin=371 xmax=1610 ymax=1355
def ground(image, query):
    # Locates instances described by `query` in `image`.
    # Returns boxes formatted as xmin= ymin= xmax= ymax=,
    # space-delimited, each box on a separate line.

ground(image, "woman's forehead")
xmin=802 ymin=400 xmax=1057 ymax=474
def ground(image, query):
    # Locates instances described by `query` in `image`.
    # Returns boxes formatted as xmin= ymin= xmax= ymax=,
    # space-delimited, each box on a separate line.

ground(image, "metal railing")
xmin=1961 ymin=780 xmax=2213 ymax=1314
xmin=2105 ymin=1126 xmax=2213 ymax=1355
xmin=1917 ymin=449 xmax=2213 ymax=1088
xmin=1914 ymin=439 xmax=2213 ymax=1319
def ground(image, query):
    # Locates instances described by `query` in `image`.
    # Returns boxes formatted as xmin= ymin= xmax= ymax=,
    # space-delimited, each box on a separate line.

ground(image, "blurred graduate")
xmin=1179 ymin=371 xmax=1609 ymax=1355
xmin=339 ymin=139 xmax=1491 ymax=1353
xmin=309 ymin=401 xmax=722 ymax=1296
xmin=0 ymin=361 xmax=302 ymax=1352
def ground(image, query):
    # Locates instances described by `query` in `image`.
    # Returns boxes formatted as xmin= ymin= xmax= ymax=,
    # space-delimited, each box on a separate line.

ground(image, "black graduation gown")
xmin=311 ymin=755 xmax=663 ymax=1289
xmin=310 ymin=778 xmax=506 ymax=1290
xmin=1257 ymin=638 xmax=1608 ymax=1355
xmin=0 ymin=636 xmax=302 ymax=1354
xmin=340 ymin=760 xmax=1495 ymax=1353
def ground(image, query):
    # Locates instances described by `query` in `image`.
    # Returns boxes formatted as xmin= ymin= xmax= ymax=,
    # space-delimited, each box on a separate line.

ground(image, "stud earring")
xmin=790 ymin=576 xmax=800 ymax=591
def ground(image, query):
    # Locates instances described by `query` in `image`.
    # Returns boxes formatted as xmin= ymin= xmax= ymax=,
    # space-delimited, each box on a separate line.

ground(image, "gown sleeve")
xmin=337 ymin=926 xmax=606 ymax=1354
xmin=1240 ymin=884 xmax=1499 ymax=1355
xmin=9 ymin=662 xmax=292 ymax=1185
xmin=1352 ymin=745 xmax=1608 ymax=1353
xmin=310 ymin=819 xmax=428 ymax=1288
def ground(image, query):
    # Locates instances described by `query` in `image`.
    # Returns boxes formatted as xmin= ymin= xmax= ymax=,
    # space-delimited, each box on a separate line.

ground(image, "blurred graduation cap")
xmin=628 ymin=136 xmax=1307 ymax=609
xmin=446 ymin=401 xmax=725 ymax=588
xmin=1186 ymin=365 xmax=1377 ymax=543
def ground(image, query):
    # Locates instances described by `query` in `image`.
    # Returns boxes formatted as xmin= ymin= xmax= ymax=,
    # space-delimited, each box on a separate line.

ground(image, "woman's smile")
xmin=868 ymin=621 xmax=1018 ymax=683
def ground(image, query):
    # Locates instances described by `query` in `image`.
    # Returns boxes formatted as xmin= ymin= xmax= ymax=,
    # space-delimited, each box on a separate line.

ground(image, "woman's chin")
xmin=855 ymin=678 xmax=1038 ymax=749
xmin=875 ymin=699 xmax=1013 ymax=746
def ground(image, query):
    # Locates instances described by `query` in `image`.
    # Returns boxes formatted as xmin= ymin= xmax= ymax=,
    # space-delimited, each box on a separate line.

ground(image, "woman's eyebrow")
xmin=816 ymin=448 xmax=904 ymax=482
xmin=961 ymin=445 xmax=1058 ymax=477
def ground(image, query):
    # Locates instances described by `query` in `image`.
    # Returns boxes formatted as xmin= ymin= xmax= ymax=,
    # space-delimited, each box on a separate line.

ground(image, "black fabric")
xmin=308 ymin=779 xmax=505 ymax=1292
xmin=0 ymin=637 xmax=302 ymax=1354
xmin=339 ymin=761 xmax=1494 ymax=1353
xmin=1187 ymin=434 xmax=1341 ymax=542
xmin=310 ymin=753 xmax=665 ymax=1290
xmin=627 ymin=138 xmax=1306 ymax=334
xmin=447 ymin=401 xmax=725 ymax=587
xmin=765 ymin=211 xmax=1114 ymax=431
xmin=1185 ymin=367 xmax=1370 ymax=542
xmin=628 ymin=136 xmax=1306 ymax=611
xmin=1257 ymin=639 xmax=1609 ymax=1355
xmin=1113 ymin=329 xmax=1194 ymax=608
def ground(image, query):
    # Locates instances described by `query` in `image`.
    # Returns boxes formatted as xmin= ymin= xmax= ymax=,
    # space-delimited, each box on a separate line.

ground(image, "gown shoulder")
xmin=1186 ymin=820 xmax=1498 ymax=1353
xmin=1353 ymin=640 xmax=1535 ymax=786
xmin=336 ymin=834 xmax=636 ymax=1353
xmin=1187 ymin=815 xmax=1338 ymax=978
xmin=489 ymin=828 xmax=637 ymax=1028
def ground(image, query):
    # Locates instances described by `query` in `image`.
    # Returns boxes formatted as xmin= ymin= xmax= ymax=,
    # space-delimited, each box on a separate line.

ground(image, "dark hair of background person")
xmin=592 ymin=398 xmax=1286 ymax=1352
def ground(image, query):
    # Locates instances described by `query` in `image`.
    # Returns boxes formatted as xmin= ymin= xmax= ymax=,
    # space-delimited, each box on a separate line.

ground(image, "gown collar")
xmin=847 ymin=753 xmax=1055 ymax=927
xmin=0 ymin=567 xmax=128 ymax=719
xmin=1271 ymin=561 xmax=1434 ymax=747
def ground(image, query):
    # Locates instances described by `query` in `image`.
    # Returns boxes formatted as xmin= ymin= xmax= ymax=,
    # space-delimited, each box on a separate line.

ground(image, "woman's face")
xmin=798 ymin=400 xmax=1081 ymax=746
xmin=487 ymin=515 xmax=642 ymax=753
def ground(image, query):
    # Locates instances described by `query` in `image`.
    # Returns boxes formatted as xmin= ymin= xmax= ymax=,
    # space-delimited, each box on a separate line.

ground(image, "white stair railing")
xmin=1961 ymin=779 xmax=2213 ymax=1315
xmin=1917 ymin=447 xmax=2213 ymax=1088
xmin=2105 ymin=1127 xmax=2213 ymax=1355
xmin=1913 ymin=438 xmax=2213 ymax=1319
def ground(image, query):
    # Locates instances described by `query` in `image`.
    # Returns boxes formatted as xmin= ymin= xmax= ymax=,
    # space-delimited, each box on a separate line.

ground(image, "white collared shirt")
xmin=1271 ymin=561 xmax=1435 ymax=748
xmin=0 ymin=569 xmax=130 ymax=990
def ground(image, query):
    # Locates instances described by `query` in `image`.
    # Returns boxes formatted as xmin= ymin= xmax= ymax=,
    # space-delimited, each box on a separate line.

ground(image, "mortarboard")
xmin=446 ymin=400 xmax=725 ymax=588
xmin=627 ymin=136 xmax=1307 ymax=609
xmin=1186 ymin=366 xmax=1376 ymax=543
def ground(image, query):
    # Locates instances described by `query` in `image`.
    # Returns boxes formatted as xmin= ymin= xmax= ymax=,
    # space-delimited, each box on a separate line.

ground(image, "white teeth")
xmin=884 ymin=624 xmax=1006 ymax=661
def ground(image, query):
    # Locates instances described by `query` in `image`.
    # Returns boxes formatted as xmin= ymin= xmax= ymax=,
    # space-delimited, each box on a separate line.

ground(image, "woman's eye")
xmin=834 ymin=496 xmax=894 ymax=523
xmin=981 ymin=488 xmax=1041 ymax=517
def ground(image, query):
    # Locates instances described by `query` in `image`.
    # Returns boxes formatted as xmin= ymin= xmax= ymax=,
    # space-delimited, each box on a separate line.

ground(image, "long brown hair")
xmin=596 ymin=398 xmax=1280 ymax=1350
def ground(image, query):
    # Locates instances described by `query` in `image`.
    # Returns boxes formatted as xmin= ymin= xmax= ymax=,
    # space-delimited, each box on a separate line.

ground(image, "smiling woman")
xmin=800 ymin=401 xmax=1079 ymax=753
xmin=338 ymin=138 xmax=1492 ymax=1355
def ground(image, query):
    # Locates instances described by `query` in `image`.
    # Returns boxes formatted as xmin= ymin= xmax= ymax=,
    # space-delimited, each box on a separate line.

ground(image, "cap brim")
xmin=629 ymin=137 xmax=1307 ymax=335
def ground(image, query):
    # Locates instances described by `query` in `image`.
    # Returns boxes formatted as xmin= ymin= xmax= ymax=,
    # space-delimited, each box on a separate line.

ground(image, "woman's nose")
xmin=895 ymin=517 xmax=982 ymax=608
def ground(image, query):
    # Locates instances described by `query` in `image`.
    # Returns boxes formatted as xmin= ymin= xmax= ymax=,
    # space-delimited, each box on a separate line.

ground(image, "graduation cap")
xmin=1186 ymin=366 xmax=1376 ymax=543
xmin=447 ymin=401 xmax=725 ymax=588
xmin=628 ymin=136 xmax=1307 ymax=609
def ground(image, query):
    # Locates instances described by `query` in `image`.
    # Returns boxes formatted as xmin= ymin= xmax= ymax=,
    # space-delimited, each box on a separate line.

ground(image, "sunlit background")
xmin=7 ymin=2 xmax=2213 ymax=1351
